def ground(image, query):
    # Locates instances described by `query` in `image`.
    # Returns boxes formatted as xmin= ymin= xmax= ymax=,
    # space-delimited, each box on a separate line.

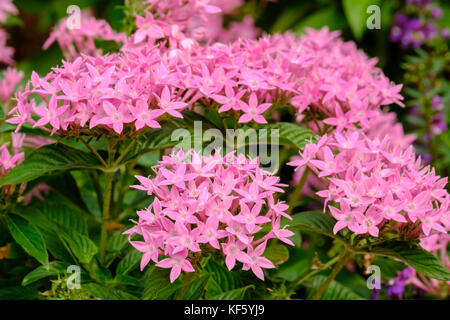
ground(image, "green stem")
xmin=114 ymin=140 xmax=137 ymax=166
xmin=100 ymin=140 xmax=117 ymax=264
xmin=312 ymin=250 xmax=352 ymax=300
xmin=287 ymin=167 xmax=309 ymax=215
xmin=79 ymin=136 xmax=108 ymax=167
xmin=291 ymin=254 xmax=341 ymax=291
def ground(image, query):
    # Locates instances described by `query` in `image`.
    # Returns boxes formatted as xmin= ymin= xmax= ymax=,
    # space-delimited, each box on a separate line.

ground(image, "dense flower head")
xmin=43 ymin=10 xmax=126 ymax=61
xmin=288 ymin=117 xmax=449 ymax=238
xmin=124 ymin=149 xmax=293 ymax=282
xmin=8 ymin=27 xmax=405 ymax=138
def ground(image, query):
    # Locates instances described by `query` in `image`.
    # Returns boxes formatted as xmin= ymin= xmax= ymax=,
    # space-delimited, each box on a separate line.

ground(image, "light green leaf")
xmin=6 ymin=214 xmax=49 ymax=268
xmin=293 ymin=8 xmax=347 ymax=33
xmin=342 ymin=0 xmax=379 ymax=40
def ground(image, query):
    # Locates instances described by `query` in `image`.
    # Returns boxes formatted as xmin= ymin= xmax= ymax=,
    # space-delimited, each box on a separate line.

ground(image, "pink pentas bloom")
xmin=154 ymin=86 xmax=187 ymax=119
xmin=43 ymin=10 xmax=126 ymax=61
xmin=124 ymin=149 xmax=293 ymax=282
xmin=288 ymin=114 xmax=449 ymax=241
xmin=241 ymin=241 xmax=275 ymax=280
xmin=156 ymin=249 xmax=195 ymax=283
xmin=238 ymin=93 xmax=271 ymax=124
xmin=134 ymin=13 xmax=166 ymax=44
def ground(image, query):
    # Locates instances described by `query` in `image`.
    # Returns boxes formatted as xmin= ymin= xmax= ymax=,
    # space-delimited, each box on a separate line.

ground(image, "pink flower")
xmin=238 ymin=93 xmax=271 ymax=124
xmin=98 ymin=101 xmax=133 ymax=134
xmin=242 ymin=242 xmax=275 ymax=280
xmin=154 ymin=86 xmax=187 ymax=119
xmin=125 ymin=150 xmax=291 ymax=281
xmin=156 ymin=250 xmax=195 ymax=283
xmin=131 ymin=99 xmax=162 ymax=130
xmin=134 ymin=13 xmax=165 ymax=44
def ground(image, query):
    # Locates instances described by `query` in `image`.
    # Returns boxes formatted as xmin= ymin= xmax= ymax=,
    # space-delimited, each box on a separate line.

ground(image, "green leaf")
xmin=116 ymin=250 xmax=142 ymax=275
xmin=6 ymin=214 xmax=49 ymax=268
xmin=184 ymin=274 xmax=210 ymax=300
xmin=114 ymin=274 xmax=141 ymax=287
xmin=373 ymin=257 xmax=406 ymax=280
xmin=274 ymin=248 xmax=315 ymax=281
xmin=59 ymin=227 xmax=98 ymax=264
xmin=286 ymin=211 xmax=340 ymax=240
xmin=259 ymin=122 xmax=316 ymax=149
xmin=90 ymin=258 xmax=113 ymax=284
xmin=202 ymin=260 xmax=242 ymax=299
xmin=122 ymin=111 xmax=218 ymax=164
xmin=22 ymin=261 xmax=69 ymax=286
xmin=209 ymin=285 xmax=254 ymax=300
xmin=342 ymin=0 xmax=378 ymax=40
xmin=142 ymin=266 xmax=171 ymax=300
xmin=303 ymin=275 xmax=364 ymax=300
xmin=85 ymin=283 xmax=138 ymax=300
xmin=370 ymin=241 xmax=450 ymax=281
xmin=264 ymin=242 xmax=290 ymax=266
xmin=32 ymin=201 xmax=88 ymax=235
xmin=0 ymin=286 xmax=39 ymax=300
xmin=44 ymin=172 xmax=90 ymax=213
xmin=0 ymin=105 xmax=5 ymax=120
xmin=293 ymin=8 xmax=347 ymax=33
xmin=0 ymin=143 xmax=101 ymax=187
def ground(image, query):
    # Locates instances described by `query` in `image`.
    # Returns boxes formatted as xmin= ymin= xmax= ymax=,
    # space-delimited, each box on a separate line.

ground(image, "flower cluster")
xmin=0 ymin=0 xmax=17 ymax=65
xmin=43 ymin=10 xmax=126 ymax=61
xmin=390 ymin=0 xmax=449 ymax=49
xmin=288 ymin=117 xmax=449 ymax=238
xmin=132 ymin=0 xmax=259 ymax=46
xmin=124 ymin=149 xmax=293 ymax=282
xmin=8 ymin=26 xmax=405 ymax=138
